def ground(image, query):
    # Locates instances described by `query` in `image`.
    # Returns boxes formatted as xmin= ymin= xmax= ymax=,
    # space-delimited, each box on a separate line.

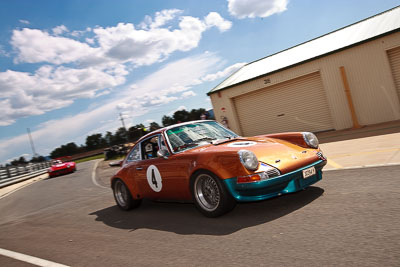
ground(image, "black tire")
xmin=191 ymin=171 xmax=236 ymax=217
xmin=112 ymin=179 xmax=142 ymax=211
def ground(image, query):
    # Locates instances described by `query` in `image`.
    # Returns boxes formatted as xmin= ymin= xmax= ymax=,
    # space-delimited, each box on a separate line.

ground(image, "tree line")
xmin=5 ymin=155 xmax=47 ymax=167
xmin=1 ymin=108 xmax=213 ymax=166
xmin=49 ymin=108 xmax=212 ymax=159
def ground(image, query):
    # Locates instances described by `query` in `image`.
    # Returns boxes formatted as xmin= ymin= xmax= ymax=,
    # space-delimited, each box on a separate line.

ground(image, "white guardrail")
xmin=0 ymin=162 xmax=52 ymax=188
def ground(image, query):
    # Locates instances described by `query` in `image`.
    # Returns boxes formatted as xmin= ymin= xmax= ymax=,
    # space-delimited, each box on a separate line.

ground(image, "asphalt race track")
xmin=0 ymin=161 xmax=399 ymax=266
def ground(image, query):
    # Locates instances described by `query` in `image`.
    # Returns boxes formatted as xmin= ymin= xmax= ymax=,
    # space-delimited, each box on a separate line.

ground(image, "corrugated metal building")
xmin=208 ymin=6 xmax=400 ymax=136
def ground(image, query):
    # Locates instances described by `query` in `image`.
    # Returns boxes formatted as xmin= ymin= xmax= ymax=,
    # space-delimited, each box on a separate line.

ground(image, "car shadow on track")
xmin=90 ymin=186 xmax=324 ymax=236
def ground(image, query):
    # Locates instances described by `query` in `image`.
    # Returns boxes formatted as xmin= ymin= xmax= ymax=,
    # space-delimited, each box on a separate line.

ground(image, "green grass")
xmin=75 ymin=154 xmax=104 ymax=163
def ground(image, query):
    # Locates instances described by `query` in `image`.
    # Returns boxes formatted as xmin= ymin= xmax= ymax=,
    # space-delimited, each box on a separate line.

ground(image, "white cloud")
xmin=11 ymin=10 xmax=231 ymax=68
xmin=201 ymin=62 xmax=246 ymax=82
xmin=116 ymin=102 xmax=131 ymax=110
xmin=52 ymin=25 xmax=68 ymax=35
xmin=0 ymin=49 xmax=235 ymax=128
xmin=19 ymin=19 xmax=30 ymax=25
xmin=0 ymin=65 xmax=127 ymax=126
xmin=205 ymin=12 xmax=232 ymax=32
xmin=94 ymin=15 xmax=209 ymax=67
xmin=228 ymin=0 xmax=288 ymax=19
xmin=140 ymin=9 xmax=183 ymax=29
xmin=0 ymin=52 xmax=227 ymax=162
xmin=168 ymin=105 xmax=187 ymax=115
xmin=111 ymin=54 xmax=242 ymax=123
xmin=0 ymin=100 xmax=126 ymax=163
xmin=3 ymin=9 xmax=232 ymax=126
xmin=0 ymin=45 xmax=9 ymax=57
xmin=86 ymin=38 xmax=95 ymax=44
xmin=176 ymin=106 xmax=187 ymax=111
xmin=127 ymin=53 xmax=220 ymax=101
xmin=181 ymin=90 xmax=196 ymax=98
xmin=140 ymin=94 xmax=179 ymax=106
xmin=0 ymin=8 xmax=235 ymax=161
xmin=11 ymin=28 xmax=97 ymax=64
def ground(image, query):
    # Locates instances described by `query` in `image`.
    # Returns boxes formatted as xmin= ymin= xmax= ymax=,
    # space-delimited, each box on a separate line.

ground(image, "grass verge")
xmin=75 ymin=154 xmax=104 ymax=164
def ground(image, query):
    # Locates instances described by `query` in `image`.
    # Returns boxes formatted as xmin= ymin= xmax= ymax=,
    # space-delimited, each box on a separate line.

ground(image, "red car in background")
xmin=48 ymin=157 xmax=76 ymax=178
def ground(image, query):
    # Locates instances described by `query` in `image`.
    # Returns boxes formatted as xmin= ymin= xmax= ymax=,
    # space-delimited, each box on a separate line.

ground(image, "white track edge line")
xmin=324 ymin=162 xmax=400 ymax=171
xmin=0 ymin=248 xmax=69 ymax=267
xmin=91 ymin=159 xmax=109 ymax=189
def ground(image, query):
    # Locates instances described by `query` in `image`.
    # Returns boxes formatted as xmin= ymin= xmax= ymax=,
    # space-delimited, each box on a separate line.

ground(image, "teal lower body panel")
xmin=222 ymin=160 xmax=327 ymax=202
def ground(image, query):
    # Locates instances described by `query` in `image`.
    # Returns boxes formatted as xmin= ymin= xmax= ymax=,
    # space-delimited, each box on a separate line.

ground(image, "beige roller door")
xmin=233 ymin=72 xmax=334 ymax=136
xmin=387 ymin=46 xmax=400 ymax=102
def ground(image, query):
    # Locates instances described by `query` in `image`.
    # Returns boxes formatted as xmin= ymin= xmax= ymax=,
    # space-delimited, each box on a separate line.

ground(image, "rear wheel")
xmin=191 ymin=171 xmax=236 ymax=217
xmin=113 ymin=179 xmax=142 ymax=210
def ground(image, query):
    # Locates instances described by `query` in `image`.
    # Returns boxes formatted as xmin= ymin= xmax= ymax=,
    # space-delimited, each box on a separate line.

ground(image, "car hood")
xmin=186 ymin=137 xmax=321 ymax=173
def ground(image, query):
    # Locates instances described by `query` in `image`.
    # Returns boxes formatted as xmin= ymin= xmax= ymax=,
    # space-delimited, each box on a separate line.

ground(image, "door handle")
xmin=136 ymin=167 xmax=143 ymax=170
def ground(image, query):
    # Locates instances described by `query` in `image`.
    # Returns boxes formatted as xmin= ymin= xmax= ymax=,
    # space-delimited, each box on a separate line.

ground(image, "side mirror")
xmin=157 ymin=148 xmax=169 ymax=159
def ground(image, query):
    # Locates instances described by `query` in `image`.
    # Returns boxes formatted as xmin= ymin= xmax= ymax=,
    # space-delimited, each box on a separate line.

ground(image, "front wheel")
xmin=113 ymin=179 xmax=142 ymax=211
xmin=191 ymin=171 xmax=236 ymax=217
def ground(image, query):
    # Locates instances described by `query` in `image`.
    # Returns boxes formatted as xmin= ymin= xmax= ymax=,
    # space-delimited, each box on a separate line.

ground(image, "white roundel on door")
xmin=146 ymin=165 xmax=162 ymax=192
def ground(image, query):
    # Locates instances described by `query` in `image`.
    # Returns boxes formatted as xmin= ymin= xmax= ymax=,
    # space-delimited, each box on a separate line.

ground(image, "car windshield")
xmin=166 ymin=121 xmax=238 ymax=153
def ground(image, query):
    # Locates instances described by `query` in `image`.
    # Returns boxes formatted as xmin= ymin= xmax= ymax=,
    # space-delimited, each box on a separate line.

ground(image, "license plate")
xmin=302 ymin=167 xmax=316 ymax=179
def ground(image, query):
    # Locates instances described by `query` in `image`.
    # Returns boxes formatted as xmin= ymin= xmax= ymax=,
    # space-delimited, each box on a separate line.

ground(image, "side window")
xmin=141 ymin=136 xmax=160 ymax=160
xmin=126 ymin=145 xmax=141 ymax=162
xmin=139 ymin=134 xmax=170 ymax=159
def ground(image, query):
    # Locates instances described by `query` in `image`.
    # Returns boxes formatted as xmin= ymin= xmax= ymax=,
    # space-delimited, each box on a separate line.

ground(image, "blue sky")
xmin=1 ymin=0 xmax=399 ymax=164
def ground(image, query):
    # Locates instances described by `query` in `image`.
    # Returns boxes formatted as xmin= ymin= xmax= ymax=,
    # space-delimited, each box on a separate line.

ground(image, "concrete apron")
xmin=320 ymin=132 xmax=400 ymax=171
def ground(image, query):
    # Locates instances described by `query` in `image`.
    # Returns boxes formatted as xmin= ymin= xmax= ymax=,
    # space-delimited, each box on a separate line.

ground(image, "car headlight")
xmin=303 ymin=132 xmax=319 ymax=148
xmin=238 ymin=150 xmax=259 ymax=171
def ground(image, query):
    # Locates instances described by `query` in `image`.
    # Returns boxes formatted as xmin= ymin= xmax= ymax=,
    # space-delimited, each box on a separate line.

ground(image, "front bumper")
xmin=49 ymin=167 xmax=73 ymax=176
xmin=223 ymin=160 xmax=326 ymax=202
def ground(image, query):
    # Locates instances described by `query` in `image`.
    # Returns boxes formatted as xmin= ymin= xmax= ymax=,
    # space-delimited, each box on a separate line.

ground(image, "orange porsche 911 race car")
xmin=111 ymin=120 xmax=327 ymax=217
